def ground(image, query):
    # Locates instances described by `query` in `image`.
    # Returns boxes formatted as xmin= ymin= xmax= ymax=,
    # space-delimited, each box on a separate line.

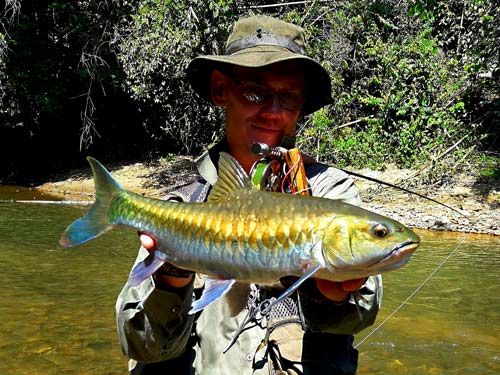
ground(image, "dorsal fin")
xmin=208 ymin=152 xmax=254 ymax=202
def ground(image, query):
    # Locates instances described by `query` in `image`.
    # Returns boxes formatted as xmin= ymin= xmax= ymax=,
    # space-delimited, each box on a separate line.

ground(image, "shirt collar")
xmin=194 ymin=140 xmax=229 ymax=186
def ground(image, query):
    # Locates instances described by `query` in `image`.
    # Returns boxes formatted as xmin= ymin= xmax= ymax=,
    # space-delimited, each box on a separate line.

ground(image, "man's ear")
xmin=210 ymin=70 xmax=227 ymax=106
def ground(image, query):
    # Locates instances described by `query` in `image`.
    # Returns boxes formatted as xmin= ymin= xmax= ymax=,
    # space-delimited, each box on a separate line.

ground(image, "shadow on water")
xmin=0 ymin=186 xmax=62 ymax=201
xmin=0 ymin=201 xmax=499 ymax=374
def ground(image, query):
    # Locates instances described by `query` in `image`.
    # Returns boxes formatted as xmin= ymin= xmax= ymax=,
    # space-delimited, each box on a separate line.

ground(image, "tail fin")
xmin=59 ymin=157 xmax=123 ymax=247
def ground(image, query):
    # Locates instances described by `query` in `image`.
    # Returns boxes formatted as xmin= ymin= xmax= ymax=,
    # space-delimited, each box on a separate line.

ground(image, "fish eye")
xmin=372 ymin=223 xmax=389 ymax=238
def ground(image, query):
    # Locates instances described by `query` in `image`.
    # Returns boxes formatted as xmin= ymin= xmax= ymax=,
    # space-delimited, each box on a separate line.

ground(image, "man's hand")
xmin=315 ymin=278 xmax=366 ymax=302
xmin=139 ymin=232 xmax=194 ymax=289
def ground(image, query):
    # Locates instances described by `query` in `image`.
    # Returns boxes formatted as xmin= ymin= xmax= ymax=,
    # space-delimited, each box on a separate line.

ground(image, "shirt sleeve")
xmin=306 ymin=163 xmax=362 ymax=206
xmin=115 ymin=246 xmax=196 ymax=363
xmin=299 ymin=163 xmax=383 ymax=334
xmin=299 ymin=275 xmax=382 ymax=334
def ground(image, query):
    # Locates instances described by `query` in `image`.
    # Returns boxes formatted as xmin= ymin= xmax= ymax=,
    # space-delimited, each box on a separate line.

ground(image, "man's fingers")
xmin=341 ymin=278 xmax=366 ymax=292
xmin=139 ymin=232 xmax=156 ymax=250
xmin=315 ymin=279 xmax=349 ymax=302
xmin=314 ymin=277 xmax=367 ymax=302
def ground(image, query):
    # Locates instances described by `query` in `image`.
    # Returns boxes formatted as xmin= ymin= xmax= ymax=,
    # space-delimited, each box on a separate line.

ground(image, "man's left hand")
xmin=315 ymin=278 xmax=366 ymax=302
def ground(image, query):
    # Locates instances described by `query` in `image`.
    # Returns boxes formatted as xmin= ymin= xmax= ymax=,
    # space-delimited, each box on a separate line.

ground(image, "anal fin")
xmin=189 ymin=278 xmax=236 ymax=314
xmin=129 ymin=251 xmax=166 ymax=286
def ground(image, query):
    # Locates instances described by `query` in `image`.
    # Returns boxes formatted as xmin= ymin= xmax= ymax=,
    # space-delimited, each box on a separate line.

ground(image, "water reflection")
xmin=0 ymin=202 xmax=499 ymax=374
xmin=0 ymin=185 xmax=60 ymax=201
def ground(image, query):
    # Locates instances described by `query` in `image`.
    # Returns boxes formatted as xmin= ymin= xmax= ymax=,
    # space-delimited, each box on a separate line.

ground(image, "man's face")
xmin=211 ymin=62 xmax=305 ymax=172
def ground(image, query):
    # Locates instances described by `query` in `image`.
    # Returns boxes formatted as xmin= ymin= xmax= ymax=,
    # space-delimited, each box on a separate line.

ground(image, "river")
xmin=0 ymin=197 xmax=499 ymax=374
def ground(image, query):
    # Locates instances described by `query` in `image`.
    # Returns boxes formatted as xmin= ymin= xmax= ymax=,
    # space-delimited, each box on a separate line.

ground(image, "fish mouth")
xmin=374 ymin=240 xmax=419 ymax=265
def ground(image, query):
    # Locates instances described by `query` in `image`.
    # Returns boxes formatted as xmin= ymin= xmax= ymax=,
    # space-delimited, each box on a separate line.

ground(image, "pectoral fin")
xmin=129 ymin=251 xmax=166 ymax=286
xmin=189 ymin=278 xmax=236 ymax=314
xmin=261 ymin=263 xmax=321 ymax=315
xmin=262 ymin=239 xmax=324 ymax=313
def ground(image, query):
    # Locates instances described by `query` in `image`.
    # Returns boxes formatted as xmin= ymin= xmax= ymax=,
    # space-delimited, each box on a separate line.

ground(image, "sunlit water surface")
xmin=0 ymin=199 xmax=499 ymax=374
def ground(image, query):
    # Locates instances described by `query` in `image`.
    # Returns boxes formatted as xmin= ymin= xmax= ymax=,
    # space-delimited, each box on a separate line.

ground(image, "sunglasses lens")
xmin=279 ymin=93 xmax=304 ymax=110
xmin=230 ymin=75 xmax=304 ymax=111
xmin=242 ymin=89 xmax=268 ymax=104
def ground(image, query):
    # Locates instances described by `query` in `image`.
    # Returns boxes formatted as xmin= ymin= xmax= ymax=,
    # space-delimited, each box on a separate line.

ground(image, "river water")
xmin=0 ymin=196 xmax=499 ymax=374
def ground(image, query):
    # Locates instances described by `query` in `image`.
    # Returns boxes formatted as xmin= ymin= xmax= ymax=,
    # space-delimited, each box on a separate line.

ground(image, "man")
xmin=116 ymin=15 xmax=382 ymax=374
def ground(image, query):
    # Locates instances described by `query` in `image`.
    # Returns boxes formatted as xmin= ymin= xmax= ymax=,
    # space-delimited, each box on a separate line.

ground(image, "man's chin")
xmin=250 ymin=130 xmax=284 ymax=148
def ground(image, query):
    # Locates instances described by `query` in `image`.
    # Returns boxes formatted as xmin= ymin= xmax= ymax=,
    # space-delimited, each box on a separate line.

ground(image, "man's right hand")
xmin=139 ymin=232 xmax=194 ymax=289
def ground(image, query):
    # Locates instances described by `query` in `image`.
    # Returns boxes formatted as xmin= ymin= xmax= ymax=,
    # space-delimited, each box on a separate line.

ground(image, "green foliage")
xmin=0 ymin=0 xmax=498 ymax=182
xmin=117 ymin=0 xmax=236 ymax=154
xmin=478 ymin=155 xmax=500 ymax=180
xmin=0 ymin=1 xmax=143 ymax=181
xmin=296 ymin=0 xmax=499 ymax=170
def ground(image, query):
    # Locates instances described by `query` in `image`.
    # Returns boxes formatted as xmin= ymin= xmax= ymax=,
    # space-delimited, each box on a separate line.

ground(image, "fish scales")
xmin=108 ymin=188 xmax=319 ymax=282
xmin=200 ymin=190 xmax=319 ymax=279
xmin=202 ymin=195 xmax=304 ymax=278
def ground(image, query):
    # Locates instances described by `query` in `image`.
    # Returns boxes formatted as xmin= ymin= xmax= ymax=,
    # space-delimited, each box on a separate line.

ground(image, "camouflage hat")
xmin=187 ymin=15 xmax=332 ymax=115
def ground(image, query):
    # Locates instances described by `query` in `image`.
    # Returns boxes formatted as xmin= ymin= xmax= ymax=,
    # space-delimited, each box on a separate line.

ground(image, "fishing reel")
xmin=249 ymin=140 xmax=309 ymax=196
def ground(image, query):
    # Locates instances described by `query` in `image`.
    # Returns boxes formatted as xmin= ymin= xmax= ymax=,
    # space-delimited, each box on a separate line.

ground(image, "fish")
xmin=59 ymin=152 xmax=420 ymax=313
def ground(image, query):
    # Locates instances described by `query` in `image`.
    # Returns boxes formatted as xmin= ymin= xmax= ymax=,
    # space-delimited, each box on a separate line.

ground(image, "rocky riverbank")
xmin=35 ymin=156 xmax=500 ymax=236
xmin=354 ymin=168 xmax=500 ymax=236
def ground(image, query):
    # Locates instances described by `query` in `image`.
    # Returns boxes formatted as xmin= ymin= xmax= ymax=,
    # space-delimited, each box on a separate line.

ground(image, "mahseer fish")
xmin=59 ymin=152 xmax=420 ymax=313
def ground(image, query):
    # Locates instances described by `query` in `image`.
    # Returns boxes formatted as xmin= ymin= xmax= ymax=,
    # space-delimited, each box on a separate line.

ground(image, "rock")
xmin=449 ymin=186 xmax=471 ymax=197
xmin=487 ymin=190 xmax=500 ymax=204
xmin=434 ymin=217 xmax=451 ymax=227
xmin=460 ymin=200 xmax=484 ymax=211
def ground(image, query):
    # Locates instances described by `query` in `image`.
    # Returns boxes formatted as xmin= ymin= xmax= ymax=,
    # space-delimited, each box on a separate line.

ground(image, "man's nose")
xmin=260 ymin=94 xmax=282 ymax=116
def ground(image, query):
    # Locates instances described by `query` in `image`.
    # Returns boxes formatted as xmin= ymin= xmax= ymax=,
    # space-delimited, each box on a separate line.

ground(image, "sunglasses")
xmin=226 ymin=74 xmax=305 ymax=111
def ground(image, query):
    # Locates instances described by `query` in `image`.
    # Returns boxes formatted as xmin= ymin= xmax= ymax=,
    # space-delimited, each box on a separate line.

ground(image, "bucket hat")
xmin=187 ymin=15 xmax=332 ymax=115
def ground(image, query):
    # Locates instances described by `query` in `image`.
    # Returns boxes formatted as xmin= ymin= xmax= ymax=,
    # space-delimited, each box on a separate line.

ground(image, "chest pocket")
xmin=263 ymin=294 xmax=358 ymax=375
xmin=263 ymin=295 xmax=305 ymax=375
xmin=267 ymin=322 xmax=304 ymax=375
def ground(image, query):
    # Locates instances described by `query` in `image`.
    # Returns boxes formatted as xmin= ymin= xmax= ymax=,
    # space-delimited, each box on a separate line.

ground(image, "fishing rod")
xmin=337 ymin=169 xmax=467 ymax=218
xmin=251 ymin=141 xmax=467 ymax=218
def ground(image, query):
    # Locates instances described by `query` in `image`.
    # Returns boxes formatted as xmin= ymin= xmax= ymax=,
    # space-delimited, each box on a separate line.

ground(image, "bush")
xmin=116 ymin=0 xmax=237 ymax=154
xmin=296 ymin=0 xmax=499 ymax=170
xmin=0 ymin=0 xmax=498 ymax=182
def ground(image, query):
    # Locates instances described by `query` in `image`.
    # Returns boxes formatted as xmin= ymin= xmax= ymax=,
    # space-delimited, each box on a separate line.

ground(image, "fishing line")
xmin=354 ymin=232 xmax=471 ymax=349
xmin=281 ymin=162 xmax=292 ymax=193
xmin=281 ymin=156 xmax=301 ymax=193
xmin=340 ymin=169 xmax=467 ymax=218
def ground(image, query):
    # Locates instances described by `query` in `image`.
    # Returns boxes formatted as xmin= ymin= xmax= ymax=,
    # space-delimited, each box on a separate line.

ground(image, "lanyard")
xmin=249 ymin=142 xmax=309 ymax=196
